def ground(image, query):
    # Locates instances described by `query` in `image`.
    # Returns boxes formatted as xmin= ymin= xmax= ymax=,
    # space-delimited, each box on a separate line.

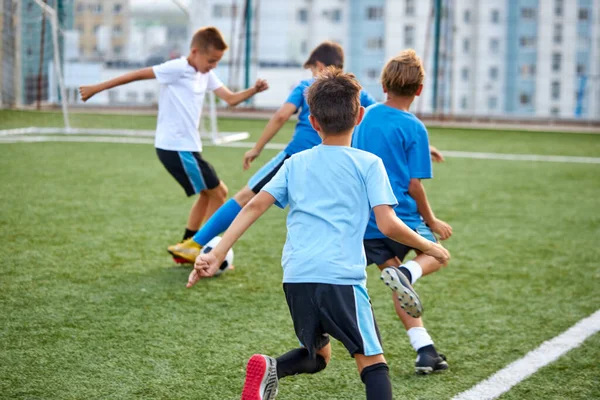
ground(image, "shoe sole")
xmin=172 ymin=257 xmax=192 ymax=265
xmin=415 ymin=361 xmax=449 ymax=375
xmin=166 ymin=249 xmax=198 ymax=263
xmin=241 ymin=355 xmax=278 ymax=400
xmin=380 ymin=267 xmax=423 ymax=318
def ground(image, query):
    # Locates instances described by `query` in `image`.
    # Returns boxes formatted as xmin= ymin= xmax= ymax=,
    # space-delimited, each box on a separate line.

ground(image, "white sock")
xmin=402 ymin=260 xmax=423 ymax=284
xmin=407 ymin=327 xmax=434 ymax=352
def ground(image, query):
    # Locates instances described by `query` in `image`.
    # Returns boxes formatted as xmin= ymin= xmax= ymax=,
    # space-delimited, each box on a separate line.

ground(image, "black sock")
xmin=275 ymin=348 xmax=327 ymax=379
xmin=417 ymin=344 xmax=438 ymax=357
xmin=360 ymin=363 xmax=392 ymax=400
xmin=183 ymin=228 xmax=198 ymax=241
xmin=398 ymin=266 xmax=412 ymax=283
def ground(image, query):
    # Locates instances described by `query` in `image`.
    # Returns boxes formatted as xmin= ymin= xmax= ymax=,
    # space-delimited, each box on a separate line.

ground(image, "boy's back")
xmin=352 ymin=103 xmax=432 ymax=237
xmin=263 ymin=144 xmax=396 ymax=285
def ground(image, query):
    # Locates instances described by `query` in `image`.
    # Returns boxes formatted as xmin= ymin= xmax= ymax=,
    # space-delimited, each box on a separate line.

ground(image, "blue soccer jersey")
xmin=352 ymin=103 xmax=433 ymax=238
xmin=284 ymin=78 xmax=377 ymax=155
xmin=262 ymin=145 xmax=397 ymax=286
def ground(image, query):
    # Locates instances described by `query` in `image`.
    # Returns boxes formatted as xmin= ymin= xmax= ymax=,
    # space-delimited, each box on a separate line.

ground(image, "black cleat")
xmin=415 ymin=353 xmax=448 ymax=375
xmin=380 ymin=267 xmax=423 ymax=318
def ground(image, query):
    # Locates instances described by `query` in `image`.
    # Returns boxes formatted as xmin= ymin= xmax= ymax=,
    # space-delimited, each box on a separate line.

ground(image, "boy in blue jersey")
xmin=187 ymin=69 xmax=450 ymax=400
xmin=352 ymin=49 xmax=453 ymax=375
xmin=167 ymin=41 xmax=377 ymax=262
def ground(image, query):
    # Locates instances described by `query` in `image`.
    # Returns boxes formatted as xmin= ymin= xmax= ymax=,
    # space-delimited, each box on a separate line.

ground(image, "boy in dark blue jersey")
xmin=353 ymin=49 xmax=453 ymax=375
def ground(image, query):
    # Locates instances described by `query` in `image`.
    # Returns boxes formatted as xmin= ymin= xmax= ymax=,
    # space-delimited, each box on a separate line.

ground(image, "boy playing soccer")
xmin=188 ymin=68 xmax=450 ymax=400
xmin=167 ymin=41 xmax=443 ymax=263
xmin=352 ymin=49 xmax=453 ymax=374
xmin=79 ymin=27 xmax=268 ymax=248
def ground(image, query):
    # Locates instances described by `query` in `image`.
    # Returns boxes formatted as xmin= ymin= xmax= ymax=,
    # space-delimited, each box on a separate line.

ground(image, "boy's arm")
xmin=79 ymin=67 xmax=155 ymax=102
xmin=214 ymin=79 xmax=269 ymax=107
xmin=187 ymin=191 xmax=276 ymax=287
xmin=373 ymin=205 xmax=450 ymax=265
xmin=243 ymin=102 xmax=297 ymax=170
xmin=429 ymin=145 xmax=444 ymax=162
xmin=408 ymin=179 xmax=452 ymax=240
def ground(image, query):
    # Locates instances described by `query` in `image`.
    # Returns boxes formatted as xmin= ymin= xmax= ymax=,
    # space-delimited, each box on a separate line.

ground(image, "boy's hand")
xmin=79 ymin=85 xmax=98 ymax=102
xmin=423 ymin=242 xmax=451 ymax=266
xmin=430 ymin=146 xmax=444 ymax=163
xmin=243 ymin=147 xmax=261 ymax=170
xmin=429 ymin=218 xmax=453 ymax=240
xmin=254 ymin=79 xmax=269 ymax=93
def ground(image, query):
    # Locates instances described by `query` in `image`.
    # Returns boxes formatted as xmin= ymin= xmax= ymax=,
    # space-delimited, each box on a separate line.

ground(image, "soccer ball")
xmin=201 ymin=236 xmax=234 ymax=277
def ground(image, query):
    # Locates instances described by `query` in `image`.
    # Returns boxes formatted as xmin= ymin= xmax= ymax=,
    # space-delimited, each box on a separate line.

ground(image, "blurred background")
xmin=1 ymin=0 xmax=599 ymax=124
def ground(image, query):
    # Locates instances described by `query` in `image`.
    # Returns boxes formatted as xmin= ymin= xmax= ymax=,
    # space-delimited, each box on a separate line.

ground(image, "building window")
xmin=331 ymin=9 xmax=342 ymax=22
xmin=555 ymin=0 xmax=563 ymax=16
xmin=551 ymin=81 xmax=560 ymax=100
xmin=300 ymin=40 xmax=308 ymax=54
xmin=90 ymin=4 xmax=103 ymax=14
xmin=126 ymin=92 xmax=138 ymax=102
xmin=113 ymin=25 xmax=122 ymax=37
xmin=577 ymin=64 xmax=586 ymax=75
xmin=463 ymin=38 xmax=470 ymax=53
xmin=461 ymin=67 xmax=469 ymax=81
xmin=406 ymin=0 xmax=415 ymax=16
xmin=297 ymin=8 xmax=308 ymax=23
xmin=552 ymin=53 xmax=561 ymax=72
xmin=553 ymin=24 xmax=562 ymax=44
xmin=521 ymin=8 xmax=535 ymax=19
xmin=489 ymin=66 xmax=499 ymax=80
xmin=213 ymin=4 xmax=237 ymax=18
xmin=578 ymin=35 xmax=591 ymax=50
xmin=551 ymin=107 xmax=560 ymax=116
xmin=108 ymin=91 xmax=118 ymax=103
xmin=366 ymin=68 xmax=378 ymax=80
xmin=519 ymin=36 xmax=536 ymax=48
xmin=76 ymin=2 xmax=85 ymax=13
xmin=114 ymin=46 xmax=122 ymax=55
xmin=488 ymin=96 xmax=498 ymax=109
xmin=460 ymin=96 xmax=468 ymax=110
xmin=114 ymin=4 xmax=122 ymax=14
xmin=366 ymin=6 xmax=384 ymax=20
xmin=94 ymin=24 xmax=101 ymax=34
xmin=144 ymin=92 xmax=154 ymax=102
xmin=520 ymin=64 xmax=536 ymax=77
xmin=520 ymin=93 xmax=531 ymax=105
xmin=491 ymin=9 xmax=500 ymax=23
xmin=464 ymin=10 xmax=470 ymax=23
xmin=578 ymin=9 xmax=589 ymax=21
xmin=366 ymin=37 xmax=384 ymax=50
xmin=404 ymin=25 xmax=415 ymax=47
xmin=490 ymin=38 xmax=500 ymax=53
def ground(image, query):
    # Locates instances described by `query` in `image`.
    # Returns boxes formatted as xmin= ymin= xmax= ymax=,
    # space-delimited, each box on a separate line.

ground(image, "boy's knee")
xmin=233 ymin=186 xmax=256 ymax=207
xmin=204 ymin=181 xmax=228 ymax=200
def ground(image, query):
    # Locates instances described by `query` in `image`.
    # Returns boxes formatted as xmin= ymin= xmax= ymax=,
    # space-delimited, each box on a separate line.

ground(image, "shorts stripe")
xmin=248 ymin=151 xmax=288 ymax=191
xmin=353 ymin=285 xmax=383 ymax=356
xmin=178 ymin=151 xmax=206 ymax=193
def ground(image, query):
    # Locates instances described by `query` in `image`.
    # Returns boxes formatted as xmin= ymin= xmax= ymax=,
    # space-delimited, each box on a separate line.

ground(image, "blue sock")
xmin=192 ymin=199 xmax=242 ymax=246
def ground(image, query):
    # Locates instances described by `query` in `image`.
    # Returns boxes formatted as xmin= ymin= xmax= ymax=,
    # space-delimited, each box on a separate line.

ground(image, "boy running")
xmin=188 ymin=68 xmax=450 ymax=400
xmin=352 ymin=49 xmax=452 ymax=374
xmin=79 ymin=27 xmax=268 ymax=247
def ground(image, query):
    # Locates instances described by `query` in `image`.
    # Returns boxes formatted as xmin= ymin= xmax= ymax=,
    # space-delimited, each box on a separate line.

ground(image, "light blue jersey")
xmin=352 ymin=103 xmax=433 ymax=238
xmin=284 ymin=79 xmax=377 ymax=155
xmin=262 ymin=145 xmax=397 ymax=286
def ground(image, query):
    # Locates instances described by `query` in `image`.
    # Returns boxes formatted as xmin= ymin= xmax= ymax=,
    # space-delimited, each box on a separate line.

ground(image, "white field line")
xmin=452 ymin=309 xmax=600 ymax=400
xmin=1 ymin=135 xmax=599 ymax=164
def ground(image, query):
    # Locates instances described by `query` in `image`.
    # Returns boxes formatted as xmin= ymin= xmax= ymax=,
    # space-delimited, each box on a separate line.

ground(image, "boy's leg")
xmin=183 ymin=194 xmax=208 ymax=239
xmin=355 ymin=354 xmax=393 ymax=400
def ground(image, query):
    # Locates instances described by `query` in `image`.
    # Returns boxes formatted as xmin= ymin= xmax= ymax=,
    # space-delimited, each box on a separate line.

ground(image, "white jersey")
xmin=152 ymin=57 xmax=223 ymax=152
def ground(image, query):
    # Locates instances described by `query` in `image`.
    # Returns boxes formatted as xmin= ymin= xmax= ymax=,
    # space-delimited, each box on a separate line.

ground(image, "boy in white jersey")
xmin=188 ymin=69 xmax=450 ymax=400
xmin=79 ymin=27 xmax=268 ymax=251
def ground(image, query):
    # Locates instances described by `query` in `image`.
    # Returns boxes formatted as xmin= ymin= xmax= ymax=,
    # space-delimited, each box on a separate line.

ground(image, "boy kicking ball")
xmin=79 ymin=27 xmax=268 ymax=256
xmin=188 ymin=68 xmax=450 ymax=399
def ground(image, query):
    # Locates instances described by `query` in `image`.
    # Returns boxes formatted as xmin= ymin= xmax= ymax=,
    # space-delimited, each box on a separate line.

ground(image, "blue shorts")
xmin=248 ymin=151 xmax=291 ymax=193
xmin=363 ymin=221 xmax=437 ymax=266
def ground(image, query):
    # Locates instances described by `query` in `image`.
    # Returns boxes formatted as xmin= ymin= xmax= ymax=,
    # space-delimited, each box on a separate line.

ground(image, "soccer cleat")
xmin=415 ymin=353 xmax=448 ymax=375
xmin=241 ymin=354 xmax=278 ymax=400
xmin=172 ymin=257 xmax=192 ymax=265
xmin=380 ymin=267 xmax=423 ymax=318
xmin=167 ymin=238 xmax=201 ymax=263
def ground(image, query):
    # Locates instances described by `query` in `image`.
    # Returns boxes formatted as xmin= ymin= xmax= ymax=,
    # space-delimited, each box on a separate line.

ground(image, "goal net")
xmin=0 ymin=0 xmax=249 ymax=145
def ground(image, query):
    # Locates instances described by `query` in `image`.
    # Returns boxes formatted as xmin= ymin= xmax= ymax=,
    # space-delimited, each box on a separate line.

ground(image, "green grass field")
xmin=1 ymin=110 xmax=599 ymax=399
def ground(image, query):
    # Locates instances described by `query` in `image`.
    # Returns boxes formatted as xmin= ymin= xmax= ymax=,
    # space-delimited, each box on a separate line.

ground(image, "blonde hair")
xmin=191 ymin=26 xmax=228 ymax=52
xmin=381 ymin=49 xmax=425 ymax=96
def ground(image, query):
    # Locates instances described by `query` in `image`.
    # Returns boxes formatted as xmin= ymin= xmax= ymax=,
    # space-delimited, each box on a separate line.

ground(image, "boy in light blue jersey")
xmin=352 ymin=49 xmax=453 ymax=375
xmin=188 ymin=69 xmax=450 ymax=400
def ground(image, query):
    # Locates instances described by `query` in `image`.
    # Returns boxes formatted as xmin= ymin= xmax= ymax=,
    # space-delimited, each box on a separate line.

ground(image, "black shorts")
xmin=156 ymin=148 xmax=220 ymax=196
xmin=248 ymin=151 xmax=292 ymax=193
xmin=283 ymin=283 xmax=383 ymax=358
xmin=364 ymin=222 xmax=437 ymax=266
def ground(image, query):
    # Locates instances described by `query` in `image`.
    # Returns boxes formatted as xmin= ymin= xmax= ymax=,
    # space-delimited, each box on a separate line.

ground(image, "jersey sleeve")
xmin=366 ymin=158 xmax=398 ymax=209
xmin=406 ymin=124 xmax=433 ymax=179
xmin=360 ymin=90 xmax=377 ymax=107
xmin=285 ymin=82 xmax=305 ymax=110
xmin=207 ymin=70 xmax=224 ymax=91
xmin=152 ymin=58 xmax=186 ymax=85
xmin=261 ymin=160 xmax=289 ymax=209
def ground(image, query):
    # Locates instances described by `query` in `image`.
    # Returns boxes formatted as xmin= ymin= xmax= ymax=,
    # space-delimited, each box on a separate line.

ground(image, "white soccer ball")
xmin=201 ymin=236 xmax=234 ymax=277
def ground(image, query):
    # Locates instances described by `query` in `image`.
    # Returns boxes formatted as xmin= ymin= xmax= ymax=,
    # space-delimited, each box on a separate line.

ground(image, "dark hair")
xmin=306 ymin=67 xmax=362 ymax=135
xmin=303 ymin=41 xmax=344 ymax=69
xmin=191 ymin=26 xmax=228 ymax=52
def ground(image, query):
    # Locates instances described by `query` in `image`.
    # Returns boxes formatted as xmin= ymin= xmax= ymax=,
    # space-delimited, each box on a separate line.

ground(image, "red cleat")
xmin=173 ymin=257 xmax=191 ymax=265
xmin=241 ymin=354 xmax=278 ymax=400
